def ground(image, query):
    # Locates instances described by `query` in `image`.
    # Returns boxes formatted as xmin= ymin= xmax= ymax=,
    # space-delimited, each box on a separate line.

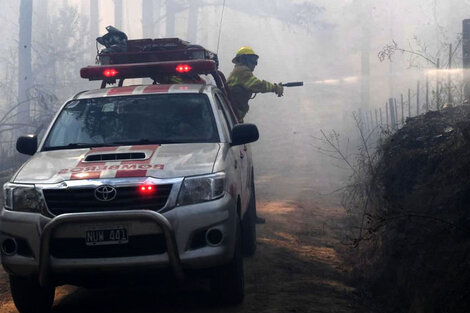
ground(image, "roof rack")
xmin=81 ymin=31 xmax=233 ymax=106
xmin=97 ymin=38 xmax=219 ymax=68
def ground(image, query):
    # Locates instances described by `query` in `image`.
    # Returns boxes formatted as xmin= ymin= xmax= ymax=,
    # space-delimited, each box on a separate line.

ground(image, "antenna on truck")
xmin=216 ymin=0 xmax=227 ymax=54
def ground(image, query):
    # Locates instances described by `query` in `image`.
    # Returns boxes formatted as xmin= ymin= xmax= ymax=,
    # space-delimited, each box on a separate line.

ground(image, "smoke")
xmin=1 ymin=0 xmax=469 ymax=193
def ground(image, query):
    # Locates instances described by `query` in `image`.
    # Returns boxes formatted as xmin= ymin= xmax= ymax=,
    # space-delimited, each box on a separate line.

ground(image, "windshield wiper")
xmin=111 ymin=139 xmax=185 ymax=145
xmin=43 ymin=139 xmax=188 ymax=151
xmin=42 ymin=143 xmax=118 ymax=151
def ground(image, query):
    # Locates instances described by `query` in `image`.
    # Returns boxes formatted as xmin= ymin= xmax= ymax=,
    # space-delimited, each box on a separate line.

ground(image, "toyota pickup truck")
xmin=0 ymin=57 xmax=259 ymax=313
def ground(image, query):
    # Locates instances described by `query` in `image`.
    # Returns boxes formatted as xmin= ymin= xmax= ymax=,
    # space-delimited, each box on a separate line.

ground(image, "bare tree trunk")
xmin=90 ymin=0 xmax=100 ymax=52
xmin=142 ymin=0 xmax=154 ymax=38
xmin=79 ymin=0 xmax=89 ymax=66
xmin=155 ymin=0 xmax=162 ymax=37
xmin=187 ymin=0 xmax=200 ymax=43
xmin=114 ymin=0 xmax=123 ymax=29
xmin=166 ymin=0 xmax=176 ymax=37
xmin=360 ymin=0 xmax=371 ymax=110
xmin=17 ymin=0 xmax=33 ymax=135
xmin=36 ymin=0 xmax=49 ymax=36
xmin=388 ymin=5 xmax=395 ymax=98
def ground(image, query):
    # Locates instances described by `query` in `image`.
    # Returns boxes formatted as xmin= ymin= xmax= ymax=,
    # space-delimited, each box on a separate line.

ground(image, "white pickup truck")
xmin=0 ymin=70 xmax=259 ymax=312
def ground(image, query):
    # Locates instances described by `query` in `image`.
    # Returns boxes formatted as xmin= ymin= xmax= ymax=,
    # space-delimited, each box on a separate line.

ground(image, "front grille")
xmin=43 ymin=184 xmax=172 ymax=216
xmin=50 ymin=234 xmax=166 ymax=258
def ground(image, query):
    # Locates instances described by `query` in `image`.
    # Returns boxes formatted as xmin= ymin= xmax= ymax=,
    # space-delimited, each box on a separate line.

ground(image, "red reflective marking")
xmin=107 ymin=86 xmax=137 ymax=95
xmin=142 ymin=85 xmax=171 ymax=94
xmin=115 ymin=170 xmax=147 ymax=178
xmin=70 ymin=172 xmax=101 ymax=180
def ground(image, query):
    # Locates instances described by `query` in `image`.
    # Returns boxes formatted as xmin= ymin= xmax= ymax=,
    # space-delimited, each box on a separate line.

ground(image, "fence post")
xmin=394 ymin=98 xmax=398 ymax=128
xmin=389 ymin=98 xmax=396 ymax=130
xmin=417 ymin=80 xmax=420 ymax=115
xmin=436 ymin=58 xmax=440 ymax=110
xmin=408 ymin=88 xmax=411 ymax=117
xmin=448 ymin=43 xmax=453 ymax=106
xmin=385 ymin=102 xmax=389 ymax=131
xmin=375 ymin=109 xmax=378 ymax=127
xmin=401 ymin=94 xmax=404 ymax=124
xmin=379 ymin=107 xmax=383 ymax=126
xmin=426 ymin=75 xmax=429 ymax=112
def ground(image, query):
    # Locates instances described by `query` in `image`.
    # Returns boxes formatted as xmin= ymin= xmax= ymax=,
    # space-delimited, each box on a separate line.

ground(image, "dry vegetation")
xmin=344 ymin=105 xmax=470 ymax=313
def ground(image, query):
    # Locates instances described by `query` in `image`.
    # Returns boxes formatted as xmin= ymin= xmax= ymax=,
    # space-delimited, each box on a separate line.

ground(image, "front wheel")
xmin=211 ymin=222 xmax=244 ymax=305
xmin=9 ymin=275 xmax=55 ymax=313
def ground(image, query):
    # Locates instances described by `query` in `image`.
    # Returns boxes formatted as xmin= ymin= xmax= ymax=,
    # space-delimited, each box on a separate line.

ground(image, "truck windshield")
xmin=42 ymin=93 xmax=219 ymax=150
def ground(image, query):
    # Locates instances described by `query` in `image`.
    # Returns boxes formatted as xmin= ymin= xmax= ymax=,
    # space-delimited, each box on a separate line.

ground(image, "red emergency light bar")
xmin=80 ymin=60 xmax=216 ymax=81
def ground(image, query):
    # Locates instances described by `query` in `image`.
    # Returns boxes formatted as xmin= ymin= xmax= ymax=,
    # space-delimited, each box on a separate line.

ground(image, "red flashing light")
xmin=139 ymin=185 xmax=154 ymax=193
xmin=103 ymin=69 xmax=118 ymax=77
xmin=176 ymin=64 xmax=192 ymax=73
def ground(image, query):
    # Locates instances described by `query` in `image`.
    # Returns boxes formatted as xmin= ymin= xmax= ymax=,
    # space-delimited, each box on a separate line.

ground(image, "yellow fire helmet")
xmin=232 ymin=46 xmax=259 ymax=63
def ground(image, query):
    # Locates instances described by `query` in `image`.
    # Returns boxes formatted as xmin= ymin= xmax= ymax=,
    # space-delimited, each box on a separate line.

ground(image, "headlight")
xmin=3 ymin=183 xmax=44 ymax=213
xmin=177 ymin=172 xmax=225 ymax=206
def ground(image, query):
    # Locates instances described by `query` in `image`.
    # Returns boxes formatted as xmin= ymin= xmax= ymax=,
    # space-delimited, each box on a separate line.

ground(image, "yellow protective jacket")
xmin=227 ymin=65 xmax=276 ymax=122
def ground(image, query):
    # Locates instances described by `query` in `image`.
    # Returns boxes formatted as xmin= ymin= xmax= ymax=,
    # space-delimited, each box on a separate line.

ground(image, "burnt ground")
xmin=0 ymin=172 xmax=367 ymax=313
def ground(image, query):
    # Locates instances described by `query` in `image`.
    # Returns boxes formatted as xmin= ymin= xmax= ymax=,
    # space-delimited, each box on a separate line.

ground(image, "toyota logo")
xmin=94 ymin=185 xmax=117 ymax=202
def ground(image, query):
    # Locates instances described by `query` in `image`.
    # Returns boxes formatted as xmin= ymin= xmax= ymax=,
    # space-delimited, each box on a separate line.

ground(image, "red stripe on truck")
xmin=115 ymin=170 xmax=148 ymax=178
xmin=142 ymin=85 xmax=171 ymax=93
xmin=107 ymin=86 xmax=137 ymax=95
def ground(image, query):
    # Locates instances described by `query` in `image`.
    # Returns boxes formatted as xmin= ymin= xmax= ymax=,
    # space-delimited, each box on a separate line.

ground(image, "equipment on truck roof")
xmin=82 ymin=27 xmax=232 ymax=100
xmin=96 ymin=26 xmax=219 ymax=68
xmin=96 ymin=26 xmax=128 ymax=54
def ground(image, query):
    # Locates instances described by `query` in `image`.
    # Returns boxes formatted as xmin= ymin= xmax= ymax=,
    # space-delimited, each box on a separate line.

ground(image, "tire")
xmin=9 ymin=275 xmax=55 ymax=313
xmin=242 ymin=177 xmax=257 ymax=256
xmin=211 ymin=221 xmax=244 ymax=305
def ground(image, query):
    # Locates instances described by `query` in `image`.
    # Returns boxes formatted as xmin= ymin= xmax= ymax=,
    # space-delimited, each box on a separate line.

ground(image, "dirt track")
xmin=0 ymin=170 xmax=364 ymax=313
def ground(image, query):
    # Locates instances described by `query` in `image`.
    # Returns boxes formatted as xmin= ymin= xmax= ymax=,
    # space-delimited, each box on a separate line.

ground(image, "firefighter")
xmin=227 ymin=46 xmax=284 ymax=123
xmin=227 ymin=47 xmax=282 ymax=225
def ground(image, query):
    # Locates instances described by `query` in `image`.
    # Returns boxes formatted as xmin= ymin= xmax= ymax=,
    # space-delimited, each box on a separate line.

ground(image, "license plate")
xmin=85 ymin=227 xmax=128 ymax=246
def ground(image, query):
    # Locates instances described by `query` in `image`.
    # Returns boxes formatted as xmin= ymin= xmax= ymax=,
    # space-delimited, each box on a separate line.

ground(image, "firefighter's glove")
xmin=273 ymin=83 xmax=284 ymax=97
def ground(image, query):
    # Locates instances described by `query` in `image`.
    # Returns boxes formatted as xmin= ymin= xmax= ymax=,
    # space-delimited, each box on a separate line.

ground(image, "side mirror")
xmin=16 ymin=135 xmax=38 ymax=155
xmin=231 ymin=124 xmax=259 ymax=146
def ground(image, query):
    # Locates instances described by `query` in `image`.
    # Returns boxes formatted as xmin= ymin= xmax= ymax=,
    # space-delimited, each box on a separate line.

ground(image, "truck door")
xmin=214 ymin=92 xmax=250 ymax=213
